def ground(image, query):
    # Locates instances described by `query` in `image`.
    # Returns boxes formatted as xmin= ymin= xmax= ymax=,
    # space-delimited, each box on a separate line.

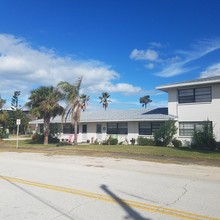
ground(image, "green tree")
xmin=99 ymin=92 xmax=111 ymax=110
xmin=57 ymin=76 xmax=89 ymax=145
xmin=8 ymin=110 xmax=29 ymax=134
xmin=11 ymin=91 xmax=21 ymax=110
xmin=0 ymin=96 xmax=9 ymax=137
xmin=153 ymin=120 xmax=177 ymax=147
xmin=191 ymin=121 xmax=217 ymax=151
xmin=140 ymin=95 xmax=152 ymax=108
xmin=25 ymin=86 xmax=63 ymax=145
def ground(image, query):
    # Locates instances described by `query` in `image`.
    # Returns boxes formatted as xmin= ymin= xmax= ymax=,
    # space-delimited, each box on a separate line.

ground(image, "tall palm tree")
xmin=99 ymin=92 xmax=111 ymax=110
xmin=25 ymin=86 xmax=63 ymax=145
xmin=57 ymin=76 xmax=89 ymax=145
xmin=140 ymin=95 xmax=152 ymax=108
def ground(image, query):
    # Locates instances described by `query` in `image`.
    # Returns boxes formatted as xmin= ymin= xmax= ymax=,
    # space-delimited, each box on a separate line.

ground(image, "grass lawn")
xmin=0 ymin=139 xmax=220 ymax=166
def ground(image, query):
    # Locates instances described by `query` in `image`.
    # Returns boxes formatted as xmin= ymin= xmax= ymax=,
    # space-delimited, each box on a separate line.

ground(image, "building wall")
xmin=167 ymin=83 xmax=220 ymax=141
xmin=78 ymin=122 xmax=140 ymax=144
xmin=59 ymin=121 xmax=156 ymax=144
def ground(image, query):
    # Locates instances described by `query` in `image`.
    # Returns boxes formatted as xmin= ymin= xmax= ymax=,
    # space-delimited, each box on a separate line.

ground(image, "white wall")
xmin=76 ymin=121 xmax=153 ymax=144
xmin=167 ymin=83 xmax=220 ymax=141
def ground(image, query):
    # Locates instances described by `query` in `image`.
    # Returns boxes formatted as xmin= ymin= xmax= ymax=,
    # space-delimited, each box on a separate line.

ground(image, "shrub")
xmin=172 ymin=138 xmax=182 ymax=148
xmin=31 ymin=133 xmax=60 ymax=144
xmin=137 ymin=136 xmax=155 ymax=146
xmin=0 ymin=129 xmax=5 ymax=138
xmin=108 ymin=136 xmax=118 ymax=145
xmin=94 ymin=139 xmax=100 ymax=145
xmin=153 ymin=120 xmax=177 ymax=147
xmin=191 ymin=122 xmax=217 ymax=151
xmin=130 ymin=138 xmax=136 ymax=145
xmin=102 ymin=136 xmax=118 ymax=145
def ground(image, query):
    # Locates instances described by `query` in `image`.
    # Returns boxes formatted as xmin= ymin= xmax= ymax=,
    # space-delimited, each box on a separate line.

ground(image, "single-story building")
xmin=29 ymin=108 xmax=176 ymax=144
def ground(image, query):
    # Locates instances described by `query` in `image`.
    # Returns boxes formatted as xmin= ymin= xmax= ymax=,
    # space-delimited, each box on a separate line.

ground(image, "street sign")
xmin=16 ymin=119 xmax=21 ymax=125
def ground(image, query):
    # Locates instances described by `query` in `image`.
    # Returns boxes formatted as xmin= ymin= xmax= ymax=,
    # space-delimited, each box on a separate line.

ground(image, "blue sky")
xmin=0 ymin=0 xmax=220 ymax=110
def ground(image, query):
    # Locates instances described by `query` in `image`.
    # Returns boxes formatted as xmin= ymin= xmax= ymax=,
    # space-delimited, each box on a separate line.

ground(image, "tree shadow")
xmin=2 ymin=176 xmax=75 ymax=220
xmin=100 ymin=184 xmax=151 ymax=220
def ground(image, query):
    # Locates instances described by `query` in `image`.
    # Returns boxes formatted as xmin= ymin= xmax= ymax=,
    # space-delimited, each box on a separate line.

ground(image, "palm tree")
xmin=140 ymin=95 xmax=152 ymax=108
xmin=57 ymin=76 xmax=89 ymax=145
xmin=99 ymin=92 xmax=111 ymax=110
xmin=25 ymin=86 xmax=63 ymax=145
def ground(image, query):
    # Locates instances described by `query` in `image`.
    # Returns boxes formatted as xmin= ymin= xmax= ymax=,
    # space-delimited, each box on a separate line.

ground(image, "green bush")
xmin=154 ymin=120 xmax=177 ymax=147
xmin=191 ymin=123 xmax=217 ymax=151
xmin=108 ymin=136 xmax=118 ymax=145
xmin=0 ymin=129 xmax=5 ymax=138
xmin=102 ymin=136 xmax=118 ymax=145
xmin=172 ymin=138 xmax=182 ymax=148
xmin=31 ymin=133 xmax=60 ymax=144
xmin=137 ymin=136 xmax=155 ymax=146
xmin=130 ymin=138 xmax=136 ymax=145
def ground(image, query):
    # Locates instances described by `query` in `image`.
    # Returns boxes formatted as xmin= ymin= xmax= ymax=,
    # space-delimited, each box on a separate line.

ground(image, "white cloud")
xmin=0 ymin=34 xmax=143 ymax=107
xmin=149 ymin=42 xmax=163 ymax=48
xmin=145 ymin=63 xmax=154 ymax=69
xmin=200 ymin=63 xmax=220 ymax=78
xmin=156 ymin=39 xmax=220 ymax=77
xmin=130 ymin=49 xmax=159 ymax=61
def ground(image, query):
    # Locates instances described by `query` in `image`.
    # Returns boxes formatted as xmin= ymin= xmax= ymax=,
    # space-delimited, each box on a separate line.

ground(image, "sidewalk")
xmin=2 ymin=137 xmax=31 ymax=141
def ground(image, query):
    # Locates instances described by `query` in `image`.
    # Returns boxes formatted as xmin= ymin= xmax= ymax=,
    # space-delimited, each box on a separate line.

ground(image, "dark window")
xmin=96 ymin=124 xmax=102 ymax=133
xmin=118 ymin=123 xmax=128 ymax=134
xmin=63 ymin=123 xmax=78 ymax=134
xmin=63 ymin=123 xmax=73 ymax=134
xmin=107 ymin=123 xmax=128 ymax=134
xmin=82 ymin=124 xmax=87 ymax=133
xmin=139 ymin=122 xmax=164 ymax=135
xmin=179 ymin=121 xmax=212 ymax=136
xmin=139 ymin=122 xmax=151 ymax=135
xmin=178 ymin=87 xmax=211 ymax=103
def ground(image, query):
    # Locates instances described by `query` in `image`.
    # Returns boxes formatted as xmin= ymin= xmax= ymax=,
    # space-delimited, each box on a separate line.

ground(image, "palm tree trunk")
xmin=44 ymin=116 xmax=50 ymax=145
xmin=74 ymin=122 xmax=78 ymax=146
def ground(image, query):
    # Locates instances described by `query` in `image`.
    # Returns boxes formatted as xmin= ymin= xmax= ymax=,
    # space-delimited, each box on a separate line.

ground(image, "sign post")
xmin=16 ymin=119 xmax=21 ymax=149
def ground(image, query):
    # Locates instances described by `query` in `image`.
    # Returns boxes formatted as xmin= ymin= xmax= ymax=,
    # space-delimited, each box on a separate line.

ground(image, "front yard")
xmin=1 ymin=139 xmax=220 ymax=166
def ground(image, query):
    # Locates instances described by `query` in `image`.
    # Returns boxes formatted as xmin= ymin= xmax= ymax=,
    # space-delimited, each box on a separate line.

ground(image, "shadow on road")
xmin=2 ymin=176 xmax=75 ymax=220
xmin=100 ymin=184 xmax=151 ymax=220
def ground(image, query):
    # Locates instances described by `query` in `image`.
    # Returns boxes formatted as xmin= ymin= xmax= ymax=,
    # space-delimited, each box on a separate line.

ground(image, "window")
xmin=139 ymin=122 xmax=151 ymax=135
xmin=178 ymin=86 xmax=211 ymax=103
xmin=96 ymin=124 xmax=102 ymax=133
xmin=179 ymin=121 xmax=212 ymax=136
xmin=63 ymin=123 xmax=78 ymax=134
xmin=139 ymin=122 xmax=164 ymax=135
xmin=107 ymin=123 xmax=128 ymax=134
xmin=63 ymin=123 xmax=73 ymax=134
xmin=118 ymin=123 xmax=128 ymax=134
xmin=82 ymin=124 xmax=87 ymax=133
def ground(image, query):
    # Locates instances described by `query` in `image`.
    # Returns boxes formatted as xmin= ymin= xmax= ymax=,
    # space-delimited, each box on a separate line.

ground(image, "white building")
xmin=29 ymin=76 xmax=220 ymax=144
xmin=30 ymin=108 xmax=176 ymax=144
xmin=157 ymin=76 xmax=220 ymax=142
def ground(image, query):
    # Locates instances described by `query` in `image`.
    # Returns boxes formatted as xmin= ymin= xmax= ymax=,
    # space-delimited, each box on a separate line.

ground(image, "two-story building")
xmin=157 ymin=76 xmax=220 ymax=142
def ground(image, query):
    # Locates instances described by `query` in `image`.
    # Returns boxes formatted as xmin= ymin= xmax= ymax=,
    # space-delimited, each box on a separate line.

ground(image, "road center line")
xmin=1 ymin=175 xmax=219 ymax=220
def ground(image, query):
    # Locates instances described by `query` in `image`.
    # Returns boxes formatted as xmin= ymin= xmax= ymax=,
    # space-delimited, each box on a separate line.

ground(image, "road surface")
xmin=0 ymin=152 xmax=219 ymax=220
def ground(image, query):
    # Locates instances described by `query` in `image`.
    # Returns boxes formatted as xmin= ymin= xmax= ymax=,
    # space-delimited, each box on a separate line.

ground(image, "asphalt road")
xmin=0 ymin=152 xmax=220 ymax=220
